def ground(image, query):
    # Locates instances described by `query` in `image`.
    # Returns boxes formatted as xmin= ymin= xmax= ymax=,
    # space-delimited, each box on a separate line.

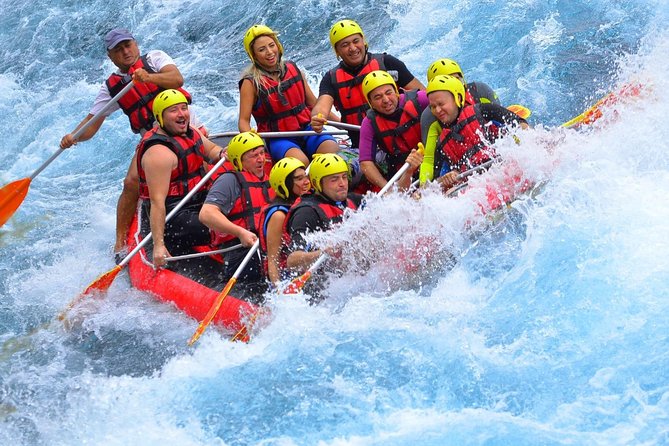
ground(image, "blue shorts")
xmin=267 ymin=125 xmax=336 ymax=161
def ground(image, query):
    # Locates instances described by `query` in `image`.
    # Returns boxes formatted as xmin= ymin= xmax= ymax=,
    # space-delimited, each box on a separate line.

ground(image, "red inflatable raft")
xmin=126 ymin=210 xmax=261 ymax=342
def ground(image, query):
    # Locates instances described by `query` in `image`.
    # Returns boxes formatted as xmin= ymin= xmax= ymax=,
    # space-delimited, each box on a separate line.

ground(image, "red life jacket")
xmin=106 ymin=54 xmax=192 ymax=134
xmin=435 ymin=104 xmax=498 ymax=172
xmin=283 ymin=193 xmax=358 ymax=248
xmin=258 ymin=200 xmax=293 ymax=275
xmin=248 ymin=61 xmax=312 ymax=132
xmin=136 ymin=127 xmax=208 ymax=200
xmin=210 ymin=171 xmax=274 ymax=247
xmin=329 ymin=53 xmax=386 ymax=125
xmin=366 ymin=90 xmax=423 ymax=172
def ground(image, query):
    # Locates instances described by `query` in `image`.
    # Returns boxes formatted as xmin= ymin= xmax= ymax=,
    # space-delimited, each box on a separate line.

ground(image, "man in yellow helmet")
xmin=136 ymin=90 xmax=224 ymax=271
xmin=420 ymin=58 xmax=500 ymax=161
xmin=420 ymin=75 xmax=528 ymax=190
xmin=199 ymin=132 xmax=275 ymax=294
xmin=310 ymin=19 xmax=425 ymax=148
xmin=358 ymin=70 xmax=427 ymax=190
xmin=59 ymin=28 xmax=205 ymax=264
xmin=284 ymin=153 xmax=362 ymax=301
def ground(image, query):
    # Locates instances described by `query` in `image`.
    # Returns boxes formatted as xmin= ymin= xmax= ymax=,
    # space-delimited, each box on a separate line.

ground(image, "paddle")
xmin=320 ymin=121 xmax=361 ymax=132
xmin=281 ymin=253 xmax=330 ymax=294
xmin=281 ymin=145 xmax=423 ymax=294
xmin=507 ymin=104 xmax=531 ymax=120
xmin=165 ymin=243 xmax=242 ymax=262
xmin=0 ymin=81 xmax=136 ymax=228
xmin=59 ymin=153 xmax=230 ymax=321
xmin=444 ymin=159 xmax=497 ymax=197
xmin=561 ymin=82 xmax=642 ymax=128
xmin=209 ymin=130 xmax=348 ymax=139
xmin=188 ymin=239 xmax=260 ymax=345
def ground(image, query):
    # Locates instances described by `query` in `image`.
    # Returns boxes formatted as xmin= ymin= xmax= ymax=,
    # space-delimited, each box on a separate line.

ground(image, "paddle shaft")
xmin=323 ymin=121 xmax=361 ymax=132
xmin=33 ymin=81 xmax=137 ymax=180
xmin=443 ymin=159 xmax=497 ymax=196
xmin=188 ymin=240 xmax=260 ymax=345
xmin=209 ymin=130 xmax=348 ymax=139
xmin=165 ymin=243 xmax=242 ymax=262
xmin=379 ymin=161 xmax=412 ymax=195
xmin=280 ymin=253 xmax=329 ymax=294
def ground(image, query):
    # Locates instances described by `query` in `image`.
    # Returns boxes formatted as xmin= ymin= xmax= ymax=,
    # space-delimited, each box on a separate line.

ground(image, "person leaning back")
xmin=60 ymin=28 xmax=202 ymax=262
xmin=136 ymin=89 xmax=224 ymax=271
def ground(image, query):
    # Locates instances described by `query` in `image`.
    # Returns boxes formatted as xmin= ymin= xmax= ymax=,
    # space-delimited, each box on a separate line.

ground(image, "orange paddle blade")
xmin=188 ymin=277 xmax=237 ymax=346
xmin=282 ymin=270 xmax=312 ymax=294
xmin=507 ymin=104 xmax=532 ymax=120
xmin=82 ymin=264 xmax=124 ymax=295
xmin=0 ymin=178 xmax=31 ymax=227
xmin=58 ymin=265 xmax=124 ymax=321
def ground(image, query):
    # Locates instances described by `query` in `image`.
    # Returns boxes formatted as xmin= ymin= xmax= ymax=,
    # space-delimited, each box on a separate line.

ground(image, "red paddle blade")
xmin=188 ymin=277 xmax=237 ymax=346
xmin=0 ymin=178 xmax=31 ymax=227
xmin=282 ymin=270 xmax=312 ymax=295
xmin=58 ymin=265 xmax=123 ymax=321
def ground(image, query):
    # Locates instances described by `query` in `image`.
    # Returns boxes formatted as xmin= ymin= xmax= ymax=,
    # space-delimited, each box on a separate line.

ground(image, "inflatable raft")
xmin=126 ymin=208 xmax=261 ymax=342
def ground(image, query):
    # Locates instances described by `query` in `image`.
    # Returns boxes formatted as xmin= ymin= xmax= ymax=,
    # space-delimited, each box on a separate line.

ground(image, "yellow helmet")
xmin=309 ymin=153 xmax=348 ymax=194
xmin=227 ymin=132 xmax=265 ymax=171
xmin=362 ymin=70 xmax=398 ymax=106
xmin=426 ymin=74 xmax=466 ymax=108
xmin=329 ymin=19 xmax=366 ymax=52
xmin=426 ymin=58 xmax=464 ymax=83
xmin=269 ymin=157 xmax=306 ymax=199
xmin=243 ymin=25 xmax=284 ymax=63
xmin=152 ymin=89 xmax=188 ymax=128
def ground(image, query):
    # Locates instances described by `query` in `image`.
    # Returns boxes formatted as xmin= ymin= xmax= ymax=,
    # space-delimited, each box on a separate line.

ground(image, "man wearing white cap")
xmin=60 ymin=28 xmax=202 ymax=262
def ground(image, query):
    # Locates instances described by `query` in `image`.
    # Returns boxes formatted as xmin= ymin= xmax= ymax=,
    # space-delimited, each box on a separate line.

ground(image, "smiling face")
xmin=251 ymin=35 xmax=280 ymax=70
xmin=290 ymin=167 xmax=311 ymax=197
xmin=160 ymin=102 xmax=190 ymax=136
xmin=429 ymin=90 xmax=461 ymax=125
xmin=107 ymin=39 xmax=140 ymax=72
xmin=368 ymin=84 xmax=399 ymax=115
xmin=334 ymin=33 xmax=366 ymax=67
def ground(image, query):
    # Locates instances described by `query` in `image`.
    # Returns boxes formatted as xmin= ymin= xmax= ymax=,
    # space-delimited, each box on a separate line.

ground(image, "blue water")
xmin=2 ymin=0 xmax=669 ymax=444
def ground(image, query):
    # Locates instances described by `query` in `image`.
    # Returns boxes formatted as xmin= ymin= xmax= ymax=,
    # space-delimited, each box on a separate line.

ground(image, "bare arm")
xmin=142 ymin=144 xmax=178 ymax=267
xmin=395 ymin=149 xmax=423 ymax=191
xmin=199 ymin=203 xmax=257 ymax=247
xmin=196 ymin=129 xmax=225 ymax=163
xmin=132 ymin=63 xmax=184 ymax=89
xmin=310 ymin=95 xmax=335 ymax=132
xmin=238 ymin=79 xmax=256 ymax=132
xmin=404 ymin=77 xmax=425 ymax=91
xmin=60 ymin=113 xmax=106 ymax=149
xmin=360 ymin=160 xmax=388 ymax=189
xmin=286 ymin=249 xmax=322 ymax=271
xmin=266 ymin=212 xmax=287 ymax=284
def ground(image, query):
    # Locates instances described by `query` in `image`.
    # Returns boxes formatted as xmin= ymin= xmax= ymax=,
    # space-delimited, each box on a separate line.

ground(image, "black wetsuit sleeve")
xmin=287 ymin=207 xmax=323 ymax=252
xmin=479 ymin=103 xmax=527 ymax=126
xmin=382 ymin=54 xmax=417 ymax=88
xmin=469 ymin=81 xmax=501 ymax=105
xmin=318 ymin=70 xmax=336 ymax=97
